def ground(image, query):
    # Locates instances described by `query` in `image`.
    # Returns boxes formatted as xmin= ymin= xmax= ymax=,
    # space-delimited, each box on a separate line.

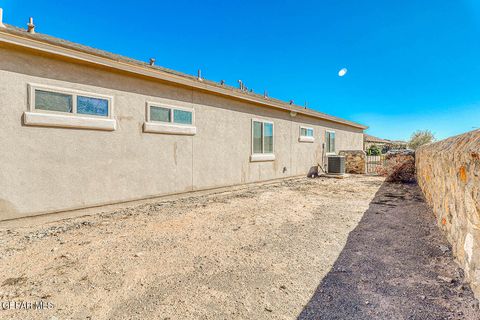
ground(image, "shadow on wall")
xmin=297 ymin=181 xmax=480 ymax=320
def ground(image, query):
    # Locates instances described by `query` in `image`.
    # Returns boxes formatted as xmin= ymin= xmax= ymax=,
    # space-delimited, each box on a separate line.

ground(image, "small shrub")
xmin=367 ymin=144 xmax=381 ymax=156
xmin=409 ymin=130 xmax=435 ymax=150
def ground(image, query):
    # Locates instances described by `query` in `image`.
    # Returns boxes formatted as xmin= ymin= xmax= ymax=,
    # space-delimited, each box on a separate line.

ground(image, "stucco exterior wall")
xmin=416 ymin=130 xmax=480 ymax=299
xmin=0 ymin=45 xmax=363 ymax=220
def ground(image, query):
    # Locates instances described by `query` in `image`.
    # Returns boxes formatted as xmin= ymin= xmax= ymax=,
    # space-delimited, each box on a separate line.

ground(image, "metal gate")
xmin=366 ymin=155 xmax=386 ymax=174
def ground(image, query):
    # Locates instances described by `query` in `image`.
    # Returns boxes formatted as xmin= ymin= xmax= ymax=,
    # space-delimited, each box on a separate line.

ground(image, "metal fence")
xmin=366 ymin=155 xmax=386 ymax=174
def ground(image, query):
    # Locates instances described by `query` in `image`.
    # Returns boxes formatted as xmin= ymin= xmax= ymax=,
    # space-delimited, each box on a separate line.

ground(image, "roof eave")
xmin=0 ymin=29 xmax=368 ymax=130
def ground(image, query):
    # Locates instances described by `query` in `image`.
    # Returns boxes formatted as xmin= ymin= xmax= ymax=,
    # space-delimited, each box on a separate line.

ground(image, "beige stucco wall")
xmin=416 ymin=130 xmax=480 ymax=299
xmin=0 ymin=45 xmax=363 ymax=221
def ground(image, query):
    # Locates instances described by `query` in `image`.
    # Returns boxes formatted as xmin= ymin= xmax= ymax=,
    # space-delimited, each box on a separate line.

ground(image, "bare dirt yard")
xmin=0 ymin=176 xmax=479 ymax=320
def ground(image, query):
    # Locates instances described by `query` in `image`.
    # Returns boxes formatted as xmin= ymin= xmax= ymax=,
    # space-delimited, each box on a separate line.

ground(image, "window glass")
xmin=301 ymin=127 xmax=313 ymax=137
xmin=173 ymin=109 xmax=193 ymax=125
xmin=35 ymin=90 xmax=73 ymax=113
xmin=253 ymin=121 xmax=263 ymax=154
xmin=326 ymin=131 xmax=336 ymax=153
xmin=330 ymin=132 xmax=335 ymax=152
xmin=264 ymin=123 xmax=274 ymax=153
xmin=150 ymin=106 xmax=171 ymax=122
xmin=77 ymin=96 xmax=109 ymax=117
xmin=326 ymin=132 xmax=330 ymax=151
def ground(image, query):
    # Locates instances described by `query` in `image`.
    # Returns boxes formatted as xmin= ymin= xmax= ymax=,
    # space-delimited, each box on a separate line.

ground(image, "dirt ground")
xmin=0 ymin=176 xmax=478 ymax=320
xmin=298 ymin=182 xmax=480 ymax=320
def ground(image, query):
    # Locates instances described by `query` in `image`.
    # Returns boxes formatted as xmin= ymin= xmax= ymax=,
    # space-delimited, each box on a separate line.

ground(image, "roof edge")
xmin=0 ymin=28 xmax=368 ymax=130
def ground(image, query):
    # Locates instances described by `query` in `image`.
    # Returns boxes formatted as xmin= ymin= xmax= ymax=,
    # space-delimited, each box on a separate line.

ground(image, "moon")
xmin=338 ymin=68 xmax=348 ymax=77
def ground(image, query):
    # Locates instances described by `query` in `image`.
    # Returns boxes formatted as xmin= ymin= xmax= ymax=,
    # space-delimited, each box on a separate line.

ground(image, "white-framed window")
xmin=23 ymin=83 xmax=116 ymax=131
xmin=143 ymin=102 xmax=196 ymax=135
xmin=326 ymin=130 xmax=336 ymax=154
xmin=250 ymin=119 xmax=275 ymax=162
xmin=299 ymin=126 xmax=314 ymax=142
xmin=29 ymin=84 xmax=113 ymax=117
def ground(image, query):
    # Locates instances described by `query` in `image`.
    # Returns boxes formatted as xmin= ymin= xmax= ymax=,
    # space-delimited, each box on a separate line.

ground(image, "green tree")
xmin=367 ymin=144 xmax=381 ymax=156
xmin=408 ymin=130 xmax=435 ymax=149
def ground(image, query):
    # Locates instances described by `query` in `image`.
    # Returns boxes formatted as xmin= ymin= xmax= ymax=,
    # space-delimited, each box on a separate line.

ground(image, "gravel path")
xmin=0 ymin=176 xmax=478 ymax=319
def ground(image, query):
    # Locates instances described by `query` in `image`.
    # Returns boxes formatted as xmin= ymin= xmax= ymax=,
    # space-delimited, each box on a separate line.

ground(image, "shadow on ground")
xmin=298 ymin=181 xmax=480 ymax=320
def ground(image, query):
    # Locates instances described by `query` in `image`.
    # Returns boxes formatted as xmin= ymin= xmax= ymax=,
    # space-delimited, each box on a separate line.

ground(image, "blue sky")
xmin=2 ymin=0 xmax=479 ymax=140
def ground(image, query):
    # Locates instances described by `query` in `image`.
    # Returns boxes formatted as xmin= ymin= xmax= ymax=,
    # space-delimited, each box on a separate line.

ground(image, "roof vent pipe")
xmin=0 ymin=8 xmax=5 ymax=28
xmin=27 ymin=17 xmax=35 ymax=34
xmin=197 ymin=69 xmax=203 ymax=81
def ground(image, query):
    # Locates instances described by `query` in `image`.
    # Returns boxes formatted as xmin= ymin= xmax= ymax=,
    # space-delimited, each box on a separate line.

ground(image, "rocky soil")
xmin=0 ymin=176 xmax=478 ymax=319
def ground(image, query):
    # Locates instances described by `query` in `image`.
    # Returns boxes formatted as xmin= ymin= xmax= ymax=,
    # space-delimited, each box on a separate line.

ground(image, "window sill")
xmin=250 ymin=153 xmax=276 ymax=162
xmin=143 ymin=122 xmax=196 ymax=135
xmin=23 ymin=112 xmax=117 ymax=131
xmin=299 ymin=136 xmax=315 ymax=143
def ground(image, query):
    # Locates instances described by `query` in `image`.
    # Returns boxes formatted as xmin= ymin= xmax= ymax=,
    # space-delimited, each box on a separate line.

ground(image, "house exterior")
xmin=364 ymin=134 xmax=407 ymax=153
xmin=0 ymin=13 xmax=366 ymax=221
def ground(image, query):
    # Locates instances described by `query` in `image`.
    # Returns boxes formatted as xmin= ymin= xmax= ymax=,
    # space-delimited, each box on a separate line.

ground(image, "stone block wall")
xmin=338 ymin=150 xmax=366 ymax=174
xmin=416 ymin=130 xmax=480 ymax=299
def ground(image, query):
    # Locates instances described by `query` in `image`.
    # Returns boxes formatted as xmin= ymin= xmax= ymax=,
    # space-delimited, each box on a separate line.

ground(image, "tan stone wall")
xmin=416 ymin=130 xmax=480 ymax=299
xmin=338 ymin=150 xmax=366 ymax=174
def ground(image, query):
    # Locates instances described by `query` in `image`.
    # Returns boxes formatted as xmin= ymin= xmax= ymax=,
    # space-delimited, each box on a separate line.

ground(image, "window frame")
xmin=28 ymin=83 xmax=114 ymax=119
xmin=144 ymin=101 xmax=196 ymax=135
xmin=325 ymin=130 xmax=336 ymax=154
xmin=147 ymin=104 xmax=172 ymax=123
xmin=299 ymin=126 xmax=315 ymax=143
xmin=250 ymin=118 xmax=275 ymax=162
xmin=24 ymin=83 xmax=116 ymax=131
